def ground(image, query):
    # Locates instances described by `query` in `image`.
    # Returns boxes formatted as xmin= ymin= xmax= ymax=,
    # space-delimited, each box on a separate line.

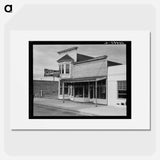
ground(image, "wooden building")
xmin=57 ymin=47 xmax=126 ymax=106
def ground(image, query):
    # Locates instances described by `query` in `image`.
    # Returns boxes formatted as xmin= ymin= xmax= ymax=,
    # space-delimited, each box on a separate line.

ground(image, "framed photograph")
xmin=3 ymin=2 xmax=158 ymax=159
xmin=10 ymin=31 xmax=150 ymax=130
xmin=29 ymin=41 xmax=131 ymax=119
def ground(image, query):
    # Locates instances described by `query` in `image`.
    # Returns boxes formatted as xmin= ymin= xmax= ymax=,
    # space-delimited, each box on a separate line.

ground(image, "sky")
xmin=33 ymin=44 xmax=126 ymax=79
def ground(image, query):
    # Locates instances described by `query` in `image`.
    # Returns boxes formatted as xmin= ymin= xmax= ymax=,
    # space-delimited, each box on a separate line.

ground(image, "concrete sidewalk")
xmin=34 ymin=98 xmax=126 ymax=116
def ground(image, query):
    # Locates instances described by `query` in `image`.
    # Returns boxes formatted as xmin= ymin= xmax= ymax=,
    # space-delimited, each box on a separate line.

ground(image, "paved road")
xmin=34 ymin=103 xmax=87 ymax=116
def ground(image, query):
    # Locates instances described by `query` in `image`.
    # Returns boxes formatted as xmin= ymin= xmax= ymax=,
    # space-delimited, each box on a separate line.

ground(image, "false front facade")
xmin=57 ymin=47 xmax=126 ymax=106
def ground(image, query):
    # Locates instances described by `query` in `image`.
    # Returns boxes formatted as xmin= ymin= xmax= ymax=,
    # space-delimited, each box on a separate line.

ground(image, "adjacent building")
xmin=57 ymin=47 xmax=126 ymax=106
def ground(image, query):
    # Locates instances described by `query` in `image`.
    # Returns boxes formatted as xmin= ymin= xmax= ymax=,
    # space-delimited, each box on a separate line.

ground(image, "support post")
xmin=88 ymin=82 xmax=90 ymax=99
xmin=83 ymin=84 xmax=85 ymax=100
xmin=62 ymin=81 xmax=65 ymax=103
xmin=93 ymin=82 xmax=95 ymax=100
xmin=58 ymin=80 xmax=60 ymax=98
xmin=40 ymin=90 xmax=43 ymax=97
xmin=95 ymin=80 xmax=97 ymax=107
xmin=70 ymin=85 xmax=72 ymax=97
xmin=73 ymin=83 xmax=75 ymax=97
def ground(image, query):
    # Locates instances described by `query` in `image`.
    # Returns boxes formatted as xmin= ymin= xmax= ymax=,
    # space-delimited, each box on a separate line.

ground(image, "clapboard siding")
xmin=72 ymin=59 xmax=107 ymax=78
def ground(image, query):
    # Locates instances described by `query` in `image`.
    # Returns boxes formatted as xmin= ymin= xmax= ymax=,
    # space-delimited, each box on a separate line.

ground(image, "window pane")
xmin=64 ymin=83 xmax=68 ymax=94
xmin=84 ymin=83 xmax=88 ymax=97
xmin=62 ymin=64 xmax=64 ymax=74
xmin=66 ymin=64 xmax=70 ymax=74
xmin=60 ymin=82 xmax=62 ymax=95
xmin=97 ymin=79 xmax=106 ymax=99
xmin=59 ymin=65 xmax=61 ymax=74
xmin=117 ymin=81 xmax=126 ymax=98
xmin=74 ymin=83 xmax=83 ymax=98
xmin=118 ymin=91 xmax=126 ymax=98
xmin=118 ymin=81 xmax=126 ymax=90
xmin=60 ymin=83 xmax=69 ymax=95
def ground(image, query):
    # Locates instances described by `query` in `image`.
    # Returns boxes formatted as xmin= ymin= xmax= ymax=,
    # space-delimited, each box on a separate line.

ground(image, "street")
xmin=33 ymin=103 xmax=88 ymax=116
xmin=33 ymin=98 xmax=126 ymax=116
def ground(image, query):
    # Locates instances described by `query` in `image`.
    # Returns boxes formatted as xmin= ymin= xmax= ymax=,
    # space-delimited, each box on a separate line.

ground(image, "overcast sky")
xmin=33 ymin=44 xmax=126 ymax=79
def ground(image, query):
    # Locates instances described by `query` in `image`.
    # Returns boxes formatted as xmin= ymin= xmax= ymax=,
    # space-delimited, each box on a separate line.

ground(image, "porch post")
xmin=73 ymin=83 xmax=75 ymax=97
xmin=70 ymin=85 xmax=72 ymax=97
xmin=58 ymin=80 xmax=60 ymax=98
xmin=62 ymin=81 xmax=65 ymax=103
xmin=95 ymin=80 xmax=97 ymax=107
xmin=83 ymin=84 xmax=85 ymax=99
xmin=93 ymin=82 xmax=95 ymax=100
xmin=88 ymin=82 xmax=90 ymax=99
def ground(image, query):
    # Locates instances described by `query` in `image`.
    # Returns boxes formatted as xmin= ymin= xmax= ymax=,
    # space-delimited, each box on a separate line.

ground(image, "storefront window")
xmin=64 ymin=83 xmax=68 ymax=94
xmin=89 ymin=82 xmax=95 ymax=99
xmin=60 ymin=81 xmax=62 ymax=95
xmin=117 ymin=81 xmax=126 ymax=98
xmin=84 ymin=83 xmax=88 ymax=97
xmin=71 ymin=81 xmax=107 ymax=99
xmin=97 ymin=79 xmax=106 ymax=99
xmin=75 ymin=83 xmax=83 ymax=98
xmin=60 ymin=82 xmax=69 ymax=95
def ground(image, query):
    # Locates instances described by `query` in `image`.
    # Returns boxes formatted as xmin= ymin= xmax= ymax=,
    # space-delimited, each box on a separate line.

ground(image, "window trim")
xmin=59 ymin=62 xmax=71 ymax=75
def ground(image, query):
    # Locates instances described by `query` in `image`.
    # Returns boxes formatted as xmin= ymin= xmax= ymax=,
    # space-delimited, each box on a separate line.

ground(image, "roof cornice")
xmin=57 ymin=47 xmax=78 ymax=54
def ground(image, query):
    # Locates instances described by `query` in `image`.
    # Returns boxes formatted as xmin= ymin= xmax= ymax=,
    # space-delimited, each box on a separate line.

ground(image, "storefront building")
xmin=57 ymin=47 xmax=126 ymax=106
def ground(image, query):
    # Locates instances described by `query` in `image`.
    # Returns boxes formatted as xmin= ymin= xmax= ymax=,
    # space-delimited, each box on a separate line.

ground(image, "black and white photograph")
xmin=29 ymin=41 xmax=131 ymax=119
xmin=2 ymin=1 xmax=156 ymax=157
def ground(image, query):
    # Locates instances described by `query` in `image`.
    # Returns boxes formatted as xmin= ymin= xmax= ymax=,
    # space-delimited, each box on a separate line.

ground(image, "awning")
xmin=61 ymin=76 xmax=107 ymax=83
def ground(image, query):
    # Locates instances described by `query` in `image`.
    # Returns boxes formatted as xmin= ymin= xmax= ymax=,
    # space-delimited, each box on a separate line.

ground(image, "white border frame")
xmin=9 ymin=30 xmax=150 ymax=130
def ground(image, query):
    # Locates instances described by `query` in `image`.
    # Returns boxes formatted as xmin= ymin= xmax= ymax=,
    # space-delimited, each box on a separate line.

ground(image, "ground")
xmin=34 ymin=104 xmax=87 ymax=116
xmin=33 ymin=97 xmax=126 ymax=116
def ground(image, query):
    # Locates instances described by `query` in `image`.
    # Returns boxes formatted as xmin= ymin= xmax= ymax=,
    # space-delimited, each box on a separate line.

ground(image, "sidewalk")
xmin=34 ymin=98 xmax=126 ymax=116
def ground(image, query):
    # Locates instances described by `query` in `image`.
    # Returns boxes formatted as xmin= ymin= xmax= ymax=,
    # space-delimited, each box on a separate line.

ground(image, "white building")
xmin=57 ymin=47 xmax=126 ymax=107
xmin=108 ymin=65 xmax=126 ymax=106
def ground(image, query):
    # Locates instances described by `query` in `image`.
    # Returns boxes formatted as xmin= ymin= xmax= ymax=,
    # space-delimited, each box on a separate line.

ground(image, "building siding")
xmin=108 ymin=65 xmax=126 ymax=106
xmin=72 ymin=58 xmax=107 ymax=78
